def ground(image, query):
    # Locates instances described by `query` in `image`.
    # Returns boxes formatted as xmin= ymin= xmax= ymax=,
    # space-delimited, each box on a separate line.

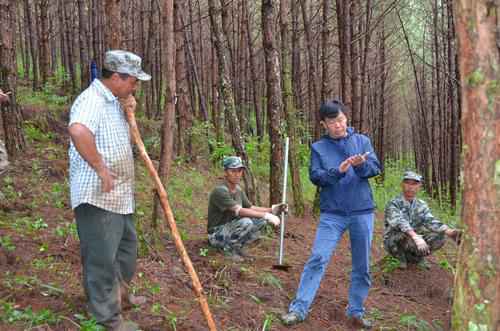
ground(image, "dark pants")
xmin=75 ymin=204 xmax=137 ymax=325
xmin=384 ymin=231 xmax=446 ymax=264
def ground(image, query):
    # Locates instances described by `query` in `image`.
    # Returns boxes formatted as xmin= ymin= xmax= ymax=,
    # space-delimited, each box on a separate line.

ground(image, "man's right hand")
xmin=413 ymin=235 xmax=430 ymax=255
xmin=96 ymin=165 xmax=117 ymax=193
xmin=264 ymin=212 xmax=280 ymax=227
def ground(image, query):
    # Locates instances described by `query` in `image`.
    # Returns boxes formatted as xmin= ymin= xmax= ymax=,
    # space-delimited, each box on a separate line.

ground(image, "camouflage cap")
xmin=223 ymin=156 xmax=245 ymax=169
xmin=403 ymin=171 xmax=423 ymax=182
xmin=104 ymin=50 xmax=151 ymax=81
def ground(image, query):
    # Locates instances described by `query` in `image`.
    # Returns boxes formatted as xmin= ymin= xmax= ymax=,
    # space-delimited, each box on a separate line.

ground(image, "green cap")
xmin=223 ymin=156 xmax=245 ymax=169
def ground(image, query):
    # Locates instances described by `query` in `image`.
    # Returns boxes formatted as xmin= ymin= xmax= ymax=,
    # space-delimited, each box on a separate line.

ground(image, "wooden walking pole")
xmin=123 ymin=107 xmax=217 ymax=331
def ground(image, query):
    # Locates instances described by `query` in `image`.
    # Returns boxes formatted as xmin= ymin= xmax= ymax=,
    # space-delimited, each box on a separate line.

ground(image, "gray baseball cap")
xmin=104 ymin=50 xmax=151 ymax=81
xmin=223 ymin=156 xmax=246 ymax=169
xmin=403 ymin=171 xmax=423 ymax=182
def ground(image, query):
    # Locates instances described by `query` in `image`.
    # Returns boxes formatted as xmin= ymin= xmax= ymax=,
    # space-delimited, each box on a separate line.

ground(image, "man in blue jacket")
xmin=282 ymin=99 xmax=381 ymax=329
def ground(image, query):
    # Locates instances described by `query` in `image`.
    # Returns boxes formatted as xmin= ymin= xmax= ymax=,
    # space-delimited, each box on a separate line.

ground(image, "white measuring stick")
xmin=278 ymin=137 xmax=289 ymax=265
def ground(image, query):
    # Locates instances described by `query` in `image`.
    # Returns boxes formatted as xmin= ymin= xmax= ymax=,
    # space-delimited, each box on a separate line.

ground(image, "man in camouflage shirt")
xmin=207 ymin=156 xmax=287 ymax=261
xmin=384 ymin=171 xmax=461 ymax=269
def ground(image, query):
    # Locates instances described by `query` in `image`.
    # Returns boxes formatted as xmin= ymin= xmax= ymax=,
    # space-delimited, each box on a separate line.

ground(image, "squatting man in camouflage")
xmin=207 ymin=156 xmax=288 ymax=261
xmin=68 ymin=50 xmax=150 ymax=331
xmin=384 ymin=171 xmax=461 ymax=269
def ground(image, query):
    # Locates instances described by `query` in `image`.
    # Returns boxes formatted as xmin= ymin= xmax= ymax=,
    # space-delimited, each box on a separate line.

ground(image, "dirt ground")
xmin=0 ymin=112 xmax=458 ymax=331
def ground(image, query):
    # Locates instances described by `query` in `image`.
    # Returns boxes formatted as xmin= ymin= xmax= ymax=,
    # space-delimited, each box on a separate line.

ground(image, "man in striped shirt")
xmin=68 ymin=50 xmax=150 ymax=331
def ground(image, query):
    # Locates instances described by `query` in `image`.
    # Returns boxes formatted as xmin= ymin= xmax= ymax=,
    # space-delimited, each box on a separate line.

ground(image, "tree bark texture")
xmin=262 ymin=0 xmax=284 ymax=205
xmin=453 ymin=1 xmax=500 ymax=329
xmin=208 ymin=0 xmax=258 ymax=203
xmin=0 ymin=0 xmax=26 ymax=158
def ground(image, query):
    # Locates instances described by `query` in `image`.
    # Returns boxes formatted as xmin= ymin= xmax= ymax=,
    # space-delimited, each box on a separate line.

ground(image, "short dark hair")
xmin=101 ymin=68 xmax=130 ymax=80
xmin=319 ymin=99 xmax=347 ymax=121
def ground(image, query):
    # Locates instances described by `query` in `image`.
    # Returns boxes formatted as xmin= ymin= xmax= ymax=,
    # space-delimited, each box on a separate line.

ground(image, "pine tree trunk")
xmin=452 ymin=1 xmax=500 ymax=329
xmin=280 ymin=0 xmax=304 ymax=216
xmin=77 ymin=0 xmax=90 ymax=87
xmin=262 ymin=0 xmax=283 ymax=205
xmin=105 ymin=0 xmax=121 ymax=49
xmin=208 ymin=0 xmax=258 ymax=204
xmin=0 ymin=0 xmax=26 ymax=158
xmin=38 ymin=0 xmax=50 ymax=86
xmin=24 ymin=0 xmax=39 ymax=90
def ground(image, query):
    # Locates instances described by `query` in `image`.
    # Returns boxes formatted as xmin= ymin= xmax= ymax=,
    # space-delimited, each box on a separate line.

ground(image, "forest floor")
xmin=0 ymin=106 xmax=458 ymax=330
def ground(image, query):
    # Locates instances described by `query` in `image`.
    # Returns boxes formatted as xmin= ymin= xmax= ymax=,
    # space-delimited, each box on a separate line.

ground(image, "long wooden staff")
xmin=124 ymin=107 xmax=217 ymax=331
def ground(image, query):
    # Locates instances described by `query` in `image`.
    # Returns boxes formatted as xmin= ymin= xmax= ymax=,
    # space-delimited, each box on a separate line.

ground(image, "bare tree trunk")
xmin=152 ymin=0 xmax=176 ymax=234
xmin=336 ymin=0 xmax=351 ymax=107
xmin=446 ymin=0 xmax=459 ymax=209
xmin=38 ymin=0 xmax=50 ymax=86
xmin=280 ymin=0 xmax=304 ymax=216
xmin=349 ymin=1 xmax=361 ymax=130
xmin=175 ymin=0 xmax=193 ymax=159
xmin=300 ymin=0 xmax=320 ymax=140
xmin=208 ymin=0 xmax=258 ymax=203
xmin=262 ymin=0 xmax=283 ymax=205
xmin=77 ymin=0 xmax=90 ymax=87
xmin=320 ymin=0 xmax=331 ymax=102
xmin=453 ymin=1 xmax=500 ymax=329
xmin=244 ymin=2 xmax=264 ymax=143
xmin=0 ymin=0 xmax=26 ymax=158
xmin=63 ymin=0 xmax=77 ymax=92
xmin=24 ymin=0 xmax=39 ymax=90
xmin=105 ymin=0 xmax=121 ymax=49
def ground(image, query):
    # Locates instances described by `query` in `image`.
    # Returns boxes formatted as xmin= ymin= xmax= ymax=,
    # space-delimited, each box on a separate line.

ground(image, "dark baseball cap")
xmin=319 ymin=99 xmax=346 ymax=120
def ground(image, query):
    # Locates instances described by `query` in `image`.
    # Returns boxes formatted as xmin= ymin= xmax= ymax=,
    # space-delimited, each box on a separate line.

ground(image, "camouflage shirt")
xmin=384 ymin=195 xmax=447 ymax=239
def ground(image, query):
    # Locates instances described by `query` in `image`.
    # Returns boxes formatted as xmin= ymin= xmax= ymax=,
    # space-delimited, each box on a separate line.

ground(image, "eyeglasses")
xmin=324 ymin=115 xmax=347 ymax=125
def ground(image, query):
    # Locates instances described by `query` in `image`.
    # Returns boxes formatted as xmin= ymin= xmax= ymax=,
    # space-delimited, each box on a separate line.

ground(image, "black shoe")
xmin=347 ymin=316 xmax=372 ymax=329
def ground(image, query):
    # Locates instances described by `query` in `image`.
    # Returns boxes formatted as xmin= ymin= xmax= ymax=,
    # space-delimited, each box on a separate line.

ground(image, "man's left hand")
xmin=272 ymin=203 xmax=288 ymax=215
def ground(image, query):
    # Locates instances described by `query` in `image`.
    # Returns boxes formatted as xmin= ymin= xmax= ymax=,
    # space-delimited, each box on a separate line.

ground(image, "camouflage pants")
xmin=208 ymin=217 xmax=266 ymax=252
xmin=384 ymin=231 xmax=446 ymax=264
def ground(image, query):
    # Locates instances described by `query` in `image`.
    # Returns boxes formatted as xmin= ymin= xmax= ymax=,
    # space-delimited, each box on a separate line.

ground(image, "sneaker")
xmin=281 ymin=311 xmax=303 ymax=326
xmin=347 ymin=315 xmax=373 ymax=329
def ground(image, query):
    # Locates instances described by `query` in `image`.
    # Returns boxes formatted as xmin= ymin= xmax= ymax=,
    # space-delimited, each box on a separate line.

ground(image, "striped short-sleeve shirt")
xmin=68 ymin=79 xmax=135 ymax=214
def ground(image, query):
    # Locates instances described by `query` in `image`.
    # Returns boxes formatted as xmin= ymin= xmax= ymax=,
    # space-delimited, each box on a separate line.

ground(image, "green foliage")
xmin=210 ymin=142 xmax=235 ymax=165
xmin=261 ymin=313 xmax=274 ymax=331
xmin=379 ymin=255 xmax=402 ymax=274
xmin=74 ymin=313 xmax=105 ymax=331
xmin=1 ymin=302 xmax=59 ymax=326
xmin=259 ymin=272 xmax=283 ymax=290
xmin=199 ymin=247 xmax=209 ymax=257
xmin=54 ymin=221 xmax=77 ymax=239
xmin=24 ymin=123 xmax=54 ymax=143
xmin=0 ymin=236 xmax=16 ymax=252
xmin=17 ymin=84 xmax=69 ymax=111
xmin=166 ymin=311 xmax=178 ymax=331
xmin=399 ymin=313 xmax=433 ymax=331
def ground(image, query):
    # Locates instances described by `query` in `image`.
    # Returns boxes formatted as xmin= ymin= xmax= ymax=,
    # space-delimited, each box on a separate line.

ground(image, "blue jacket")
xmin=309 ymin=127 xmax=381 ymax=216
